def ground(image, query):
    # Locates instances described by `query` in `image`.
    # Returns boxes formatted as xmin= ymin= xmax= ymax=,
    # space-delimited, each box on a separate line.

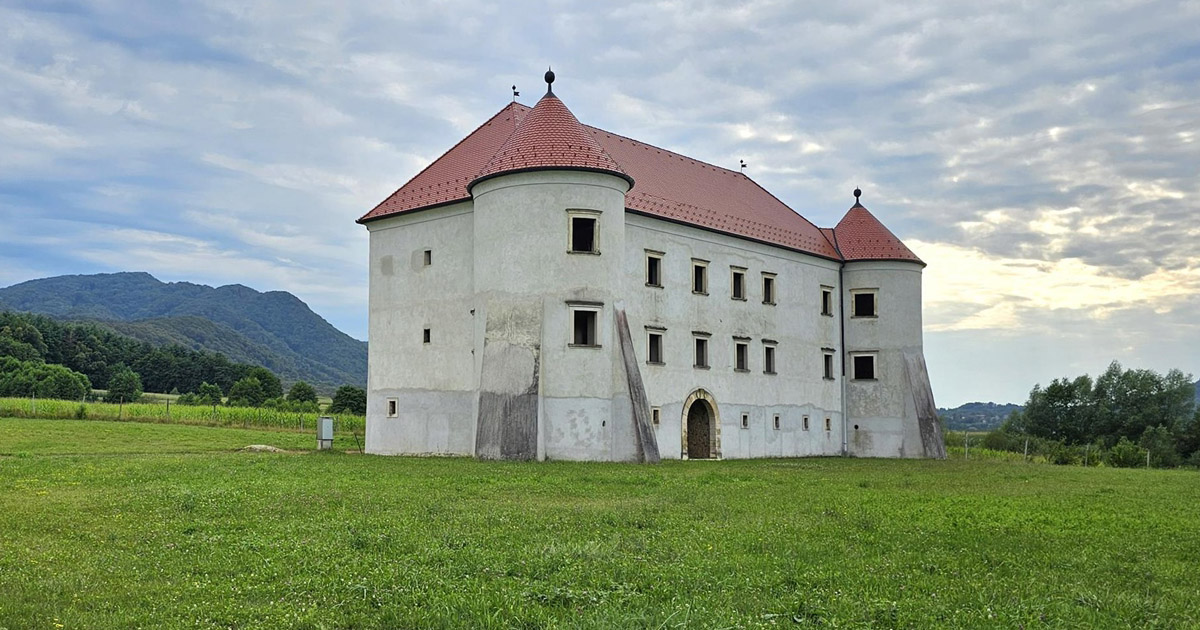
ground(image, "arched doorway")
xmin=687 ymin=401 xmax=713 ymax=459
xmin=681 ymin=389 xmax=720 ymax=459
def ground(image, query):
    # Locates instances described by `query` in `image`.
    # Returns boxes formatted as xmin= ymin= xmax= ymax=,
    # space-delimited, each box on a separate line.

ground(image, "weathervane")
xmin=512 ymin=85 xmax=519 ymax=101
xmin=545 ymin=66 xmax=555 ymax=97
xmin=739 ymin=159 xmax=747 ymax=173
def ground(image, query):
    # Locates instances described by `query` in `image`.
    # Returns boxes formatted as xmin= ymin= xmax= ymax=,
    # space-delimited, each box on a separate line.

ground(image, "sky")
xmin=1 ymin=0 xmax=1198 ymax=406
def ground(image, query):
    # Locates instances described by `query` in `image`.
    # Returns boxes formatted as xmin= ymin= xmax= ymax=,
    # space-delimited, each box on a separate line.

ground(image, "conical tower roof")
xmin=470 ymin=84 xmax=632 ymax=191
xmin=832 ymin=194 xmax=924 ymax=265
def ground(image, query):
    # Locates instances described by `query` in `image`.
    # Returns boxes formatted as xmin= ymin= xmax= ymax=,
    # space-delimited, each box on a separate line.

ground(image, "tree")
xmin=246 ymin=367 xmax=283 ymax=400
xmin=197 ymin=381 xmax=224 ymax=406
xmin=104 ymin=365 xmax=143 ymax=403
xmin=329 ymin=385 xmax=366 ymax=415
xmin=287 ymin=381 xmax=318 ymax=405
xmin=227 ymin=377 xmax=266 ymax=408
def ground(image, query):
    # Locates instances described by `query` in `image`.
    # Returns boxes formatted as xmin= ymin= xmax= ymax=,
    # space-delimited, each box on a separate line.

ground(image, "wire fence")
xmin=0 ymin=396 xmax=364 ymax=434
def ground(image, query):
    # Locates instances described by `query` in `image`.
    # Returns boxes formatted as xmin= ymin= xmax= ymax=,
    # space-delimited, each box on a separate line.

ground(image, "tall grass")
xmin=0 ymin=396 xmax=364 ymax=433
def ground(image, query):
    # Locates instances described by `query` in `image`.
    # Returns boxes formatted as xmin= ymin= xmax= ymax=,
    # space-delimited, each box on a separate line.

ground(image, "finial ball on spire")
xmin=545 ymin=68 xmax=555 ymax=86
xmin=853 ymin=187 xmax=862 ymax=201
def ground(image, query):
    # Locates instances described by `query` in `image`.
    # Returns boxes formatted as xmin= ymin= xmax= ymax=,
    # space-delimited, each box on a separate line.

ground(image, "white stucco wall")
xmin=622 ymin=214 xmax=845 ymax=459
xmin=842 ymin=260 xmax=926 ymax=457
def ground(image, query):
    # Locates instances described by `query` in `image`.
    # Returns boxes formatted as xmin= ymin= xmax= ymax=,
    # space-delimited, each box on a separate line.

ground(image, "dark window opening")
xmin=774 ymin=415 xmax=781 ymax=430
xmin=571 ymin=216 xmax=597 ymax=253
xmin=763 ymin=275 xmax=775 ymax=304
xmin=741 ymin=413 xmax=749 ymax=429
xmin=823 ymin=353 xmax=834 ymax=379
xmin=732 ymin=270 xmax=745 ymax=300
xmin=647 ymin=256 xmax=661 ymax=286
xmin=572 ymin=310 xmax=598 ymax=346
xmin=825 ymin=417 xmax=832 ymax=432
xmin=423 ymin=249 xmax=432 ymax=266
xmin=652 ymin=407 xmax=661 ymax=425
xmin=693 ymin=263 xmax=707 ymax=294
xmin=648 ymin=332 xmax=663 ymax=364
xmin=694 ymin=338 xmax=709 ymax=368
xmin=803 ymin=416 xmax=810 ymax=431
xmin=821 ymin=288 xmax=833 ymax=315
xmin=764 ymin=346 xmax=776 ymax=374
xmin=735 ymin=342 xmax=749 ymax=371
xmin=853 ymin=354 xmax=876 ymax=380
xmin=387 ymin=399 xmax=398 ymax=417
xmin=422 ymin=328 xmax=431 ymax=344
xmin=853 ymin=291 xmax=877 ymax=317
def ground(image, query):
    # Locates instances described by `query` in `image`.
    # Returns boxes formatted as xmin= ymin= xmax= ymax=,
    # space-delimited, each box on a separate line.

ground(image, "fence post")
xmin=31 ymin=392 xmax=36 ymax=416
xmin=1084 ymin=445 xmax=1088 ymax=467
xmin=1146 ymin=448 xmax=1151 ymax=469
xmin=119 ymin=396 xmax=124 ymax=421
xmin=166 ymin=399 xmax=171 ymax=420
xmin=1024 ymin=438 xmax=1029 ymax=462
xmin=211 ymin=403 xmax=216 ymax=424
xmin=964 ymin=431 xmax=969 ymax=460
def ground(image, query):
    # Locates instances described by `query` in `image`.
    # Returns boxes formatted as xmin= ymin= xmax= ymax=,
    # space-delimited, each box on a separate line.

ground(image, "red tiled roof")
xmin=472 ymin=93 xmax=631 ymax=189
xmin=832 ymin=204 xmax=924 ymax=265
xmin=358 ymin=99 xmax=848 ymax=260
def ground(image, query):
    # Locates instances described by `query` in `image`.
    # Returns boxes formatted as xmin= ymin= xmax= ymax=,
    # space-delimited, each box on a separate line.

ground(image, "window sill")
xmin=646 ymin=361 xmax=665 ymax=366
xmin=692 ymin=291 xmax=708 ymax=296
xmin=693 ymin=365 xmax=710 ymax=370
xmin=731 ymin=296 xmax=747 ymax=302
xmin=567 ymin=250 xmax=601 ymax=256
xmin=764 ymin=370 xmax=777 ymax=375
xmin=852 ymin=378 xmax=878 ymax=382
xmin=568 ymin=344 xmax=603 ymax=349
xmin=645 ymin=283 xmax=663 ymax=288
xmin=823 ymin=376 xmax=836 ymax=381
xmin=850 ymin=315 xmax=878 ymax=319
xmin=763 ymin=301 xmax=776 ymax=306
xmin=734 ymin=368 xmax=750 ymax=373
xmin=821 ymin=312 xmax=834 ymax=317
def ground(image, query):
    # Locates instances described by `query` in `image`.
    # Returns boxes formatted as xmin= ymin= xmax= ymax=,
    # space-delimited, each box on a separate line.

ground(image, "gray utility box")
xmin=317 ymin=416 xmax=334 ymax=450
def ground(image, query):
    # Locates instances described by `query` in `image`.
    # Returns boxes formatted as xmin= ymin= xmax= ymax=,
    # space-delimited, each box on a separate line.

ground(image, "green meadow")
xmin=1 ymin=417 xmax=1197 ymax=629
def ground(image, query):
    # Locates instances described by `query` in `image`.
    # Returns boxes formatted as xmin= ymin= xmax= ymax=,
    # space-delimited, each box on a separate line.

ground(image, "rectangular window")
xmin=694 ymin=336 xmax=709 ymax=368
xmin=803 ymin=415 xmax=810 ymax=431
xmin=571 ymin=309 xmax=599 ymax=346
xmin=568 ymin=212 xmax=599 ymax=254
xmin=823 ymin=352 xmax=835 ymax=380
xmin=821 ymin=286 xmax=834 ymax=316
xmin=825 ymin=417 xmax=832 ymax=432
xmin=652 ymin=407 xmax=661 ymax=426
xmin=647 ymin=331 xmax=663 ymax=364
xmin=764 ymin=345 xmax=776 ymax=374
xmin=762 ymin=273 xmax=776 ymax=305
xmin=773 ymin=414 xmax=781 ymax=430
xmin=692 ymin=259 xmax=708 ymax=294
xmin=731 ymin=267 xmax=746 ymax=300
xmin=646 ymin=252 xmax=662 ymax=287
xmin=387 ymin=398 xmax=399 ymax=418
xmin=735 ymin=340 xmax=749 ymax=371
xmin=852 ymin=353 xmax=877 ymax=380
xmin=423 ymin=249 xmax=432 ymax=266
xmin=422 ymin=328 xmax=431 ymax=344
xmin=851 ymin=289 xmax=878 ymax=318
xmin=741 ymin=413 xmax=750 ymax=429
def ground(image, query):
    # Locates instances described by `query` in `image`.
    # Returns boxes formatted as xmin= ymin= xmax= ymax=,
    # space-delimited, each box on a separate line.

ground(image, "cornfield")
xmin=0 ymin=396 xmax=364 ymax=434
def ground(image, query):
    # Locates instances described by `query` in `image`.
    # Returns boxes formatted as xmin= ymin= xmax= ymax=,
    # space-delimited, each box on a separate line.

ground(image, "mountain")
xmin=938 ymin=401 xmax=1023 ymax=432
xmin=0 ymin=272 xmax=366 ymax=389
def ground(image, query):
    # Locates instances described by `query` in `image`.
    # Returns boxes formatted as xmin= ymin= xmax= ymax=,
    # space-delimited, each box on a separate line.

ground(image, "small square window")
xmin=569 ymin=214 xmax=598 ymax=253
xmin=762 ymin=274 xmax=776 ymax=305
xmin=823 ymin=353 xmax=835 ymax=380
xmin=692 ymin=260 xmax=708 ymax=294
xmin=852 ymin=354 xmax=877 ymax=380
xmin=825 ymin=417 xmax=832 ymax=432
xmin=803 ymin=415 xmax=810 ymax=431
xmin=735 ymin=341 xmax=749 ymax=371
xmin=821 ymin=286 xmax=834 ymax=316
xmin=652 ymin=407 xmax=661 ymax=426
xmin=731 ymin=268 xmax=746 ymax=300
xmin=764 ymin=345 xmax=776 ymax=374
xmin=773 ymin=414 xmax=781 ymax=430
xmin=572 ymin=309 xmax=599 ymax=346
xmin=422 ymin=328 xmax=431 ymax=344
xmin=741 ymin=413 xmax=750 ymax=429
xmin=647 ymin=332 xmax=664 ymax=364
xmin=423 ymin=249 xmax=432 ymax=266
xmin=694 ymin=337 xmax=709 ymax=368
xmin=387 ymin=398 xmax=399 ymax=418
xmin=851 ymin=290 xmax=877 ymax=318
xmin=646 ymin=253 xmax=662 ymax=287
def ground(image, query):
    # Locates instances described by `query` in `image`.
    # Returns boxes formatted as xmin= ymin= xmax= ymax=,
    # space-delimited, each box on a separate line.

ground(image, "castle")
xmin=357 ymin=72 xmax=944 ymax=461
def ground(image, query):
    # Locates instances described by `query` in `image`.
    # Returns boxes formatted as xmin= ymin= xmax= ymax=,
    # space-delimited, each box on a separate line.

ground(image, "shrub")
xmin=104 ymin=365 xmax=143 ymax=403
xmin=287 ymin=381 xmax=318 ymax=405
xmin=1108 ymin=437 xmax=1144 ymax=468
xmin=329 ymin=385 xmax=366 ymax=415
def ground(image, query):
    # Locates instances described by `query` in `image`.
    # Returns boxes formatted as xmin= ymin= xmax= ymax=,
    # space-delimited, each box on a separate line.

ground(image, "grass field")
xmin=2 ymin=417 xmax=1198 ymax=629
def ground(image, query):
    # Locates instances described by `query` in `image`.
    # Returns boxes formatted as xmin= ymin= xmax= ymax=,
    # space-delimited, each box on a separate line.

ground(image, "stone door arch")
xmin=681 ymin=388 xmax=721 ymax=459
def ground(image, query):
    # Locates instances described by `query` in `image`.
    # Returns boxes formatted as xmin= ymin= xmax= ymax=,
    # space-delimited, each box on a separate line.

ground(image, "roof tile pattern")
xmin=473 ymin=94 xmax=630 ymax=187
xmin=359 ymin=100 xmax=884 ymax=261
xmin=833 ymin=205 xmax=924 ymax=265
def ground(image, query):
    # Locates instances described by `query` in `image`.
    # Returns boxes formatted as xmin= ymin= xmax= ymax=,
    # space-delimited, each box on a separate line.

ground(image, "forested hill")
xmin=938 ymin=401 xmax=1023 ymax=431
xmin=0 ymin=272 xmax=366 ymax=388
